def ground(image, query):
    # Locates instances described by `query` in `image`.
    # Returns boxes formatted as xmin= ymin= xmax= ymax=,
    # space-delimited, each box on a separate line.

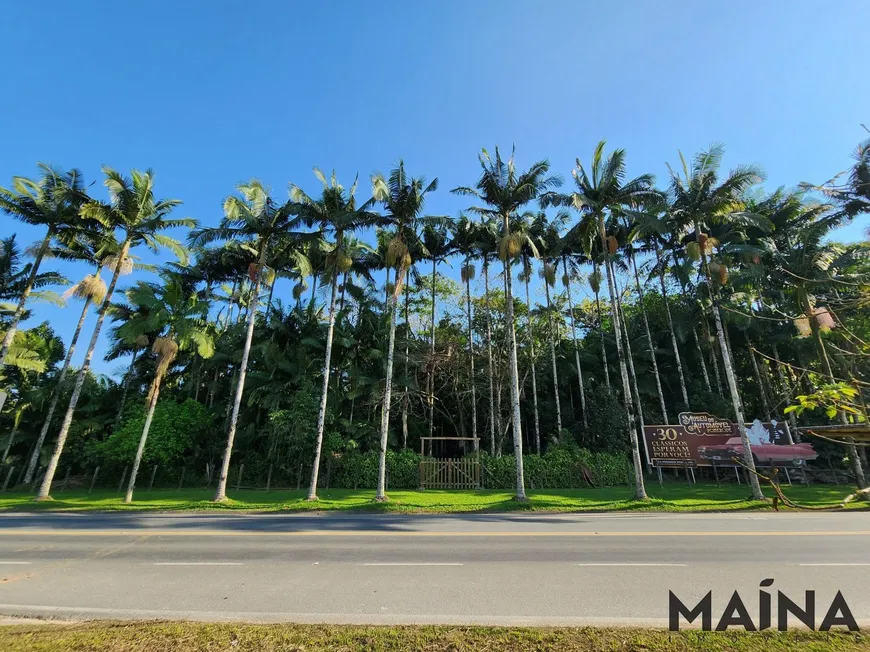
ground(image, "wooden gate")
xmin=419 ymin=457 xmax=480 ymax=489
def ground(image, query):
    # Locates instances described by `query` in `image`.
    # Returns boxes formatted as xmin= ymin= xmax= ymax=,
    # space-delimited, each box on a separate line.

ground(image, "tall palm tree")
xmin=0 ymin=164 xmax=90 ymax=367
xmin=371 ymin=161 xmax=440 ymax=501
xmin=616 ymin=210 xmax=669 ymax=424
xmin=477 ymin=218 xmax=500 ymax=455
xmin=549 ymin=141 xmax=656 ymax=500
xmin=515 ymin=213 xmax=543 ymax=452
xmin=23 ymin=236 xmax=126 ymax=485
xmin=190 ymin=180 xmax=304 ymax=502
xmin=769 ymin=207 xmax=868 ymax=489
xmin=291 ymin=168 xmax=381 ymax=501
xmin=538 ymin=211 xmax=570 ymax=440
xmin=632 ymin=207 xmax=691 ymax=410
xmin=421 ymin=222 xmax=455 ymax=442
xmin=588 ymin=262 xmax=611 ymax=388
xmin=120 ymin=272 xmax=214 ymax=502
xmin=453 ymin=147 xmax=562 ymax=500
xmin=667 ymin=145 xmax=766 ymax=500
xmin=36 ymin=167 xmax=189 ymax=500
xmin=557 ymin=235 xmax=589 ymax=428
xmin=450 ymin=216 xmax=480 ymax=446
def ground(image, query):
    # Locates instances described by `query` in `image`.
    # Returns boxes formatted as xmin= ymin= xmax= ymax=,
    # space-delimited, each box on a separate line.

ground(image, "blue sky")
xmin=1 ymin=0 xmax=868 ymax=377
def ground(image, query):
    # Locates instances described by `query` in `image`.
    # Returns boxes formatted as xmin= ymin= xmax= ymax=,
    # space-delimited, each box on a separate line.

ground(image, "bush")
xmin=325 ymin=444 xmax=628 ymax=490
xmin=480 ymin=443 xmax=628 ymax=489
xmin=97 ymin=399 xmax=214 ymax=468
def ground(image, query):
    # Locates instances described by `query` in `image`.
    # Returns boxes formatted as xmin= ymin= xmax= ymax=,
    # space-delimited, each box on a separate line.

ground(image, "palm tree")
xmin=538 ymin=211 xmax=570 ymax=440
xmin=516 ymin=212 xmax=543 ymax=452
xmin=667 ymin=145 xmax=766 ymax=500
xmin=632 ymin=207 xmax=691 ymax=410
xmin=190 ymin=180 xmax=304 ymax=502
xmin=22 ymin=236 xmax=125 ymax=485
xmin=802 ymin=137 xmax=870 ymax=219
xmin=557 ymin=235 xmax=589 ymax=429
xmin=617 ymin=210 xmax=669 ymax=424
xmin=477 ymin=218 xmax=500 ymax=455
xmin=421 ymin=222 xmax=455 ymax=442
xmin=0 ymin=164 xmax=90 ymax=367
xmin=549 ymin=141 xmax=657 ymax=500
xmin=450 ymin=215 xmax=480 ymax=445
xmin=453 ymin=147 xmax=562 ymax=500
xmin=290 ymin=168 xmax=381 ymax=501
xmin=371 ymin=161 xmax=440 ymax=501
xmin=589 ymin=262 xmax=611 ymax=388
xmin=769 ymin=207 xmax=868 ymax=489
xmin=36 ymin=167 xmax=189 ymax=500
xmin=120 ymin=272 xmax=214 ymax=502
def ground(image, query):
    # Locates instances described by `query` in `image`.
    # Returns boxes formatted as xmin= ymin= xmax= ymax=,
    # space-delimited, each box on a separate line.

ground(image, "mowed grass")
xmin=0 ymin=622 xmax=868 ymax=651
xmin=0 ymin=483 xmax=864 ymax=513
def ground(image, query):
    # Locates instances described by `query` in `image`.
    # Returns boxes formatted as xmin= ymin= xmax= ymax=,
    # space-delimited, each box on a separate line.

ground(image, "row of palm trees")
xmin=1 ymin=136 xmax=868 ymax=503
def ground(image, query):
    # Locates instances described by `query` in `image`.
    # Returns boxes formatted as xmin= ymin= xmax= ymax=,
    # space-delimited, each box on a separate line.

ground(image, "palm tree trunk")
xmin=483 ymin=259 xmax=496 ymax=456
xmin=746 ymin=334 xmax=772 ymax=421
xmin=114 ymin=347 xmax=140 ymax=430
xmin=615 ymin=273 xmax=648 ymax=470
xmin=308 ymin=274 xmax=318 ymax=314
xmin=2 ymin=421 xmax=20 ymax=464
xmin=692 ymin=327 xmax=712 ymax=392
xmin=266 ymin=276 xmax=276 ymax=319
xmin=695 ymin=229 xmax=763 ymax=500
xmin=596 ymin=214 xmax=646 ymax=500
xmin=401 ymin=286 xmax=410 ymax=451
xmin=464 ymin=267 xmax=478 ymax=448
xmin=124 ymin=373 xmax=164 ymax=503
xmin=543 ymin=278 xmax=562 ymax=439
xmin=702 ymin=314 xmax=725 ymax=397
xmin=630 ymin=253 xmax=668 ymax=424
xmin=522 ymin=271 xmax=541 ymax=453
xmin=800 ymin=291 xmax=867 ymax=490
xmin=36 ymin=239 xmax=131 ymax=500
xmin=562 ymin=257 xmax=587 ymax=429
xmin=376 ymin=273 xmax=401 ymax=501
xmin=0 ymin=229 xmax=52 ymax=367
xmin=656 ymin=244 xmax=689 ymax=409
xmin=24 ymin=296 xmax=91 ymax=484
xmin=772 ymin=344 xmax=799 ymax=438
xmin=593 ymin=261 xmax=611 ymax=389
xmin=428 ymin=258 xmax=436 ymax=442
xmin=225 ymin=280 xmax=237 ymax=328
xmin=214 ymin=248 xmax=265 ymax=501
xmin=502 ymin=216 xmax=526 ymax=500
xmin=307 ymin=272 xmax=340 ymax=500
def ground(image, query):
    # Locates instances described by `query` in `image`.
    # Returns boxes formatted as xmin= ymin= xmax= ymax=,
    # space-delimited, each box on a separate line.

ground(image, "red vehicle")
xmin=698 ymin=437 xmax=817 ymax=466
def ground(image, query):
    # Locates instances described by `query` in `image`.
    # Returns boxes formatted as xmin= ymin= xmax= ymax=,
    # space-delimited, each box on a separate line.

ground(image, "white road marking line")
xmin=152 ymin=562 xmax=244 ymax=566
xmin=577 ymin=563 xmax=687 ymax=567
xmin=799 ymin=563 xmax=870 ymax=567
xmin=0 ymin=561 xmax=31 ymax=565
xmin=361 ymin=563 xmax=463 ymax=566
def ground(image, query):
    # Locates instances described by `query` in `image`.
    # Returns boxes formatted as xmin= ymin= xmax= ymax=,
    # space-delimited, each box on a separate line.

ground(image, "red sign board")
xmin=642 ymin=413 xmax=816 ymax=468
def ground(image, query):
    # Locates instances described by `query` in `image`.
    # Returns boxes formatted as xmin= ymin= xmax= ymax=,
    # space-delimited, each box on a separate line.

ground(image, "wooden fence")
xmin=419 ymin=457 xmax=480 ymax=489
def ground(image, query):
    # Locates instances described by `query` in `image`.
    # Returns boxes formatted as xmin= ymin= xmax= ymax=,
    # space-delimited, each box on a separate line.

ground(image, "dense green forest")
xmin=1 ymin=139 xmax=868 ymax=503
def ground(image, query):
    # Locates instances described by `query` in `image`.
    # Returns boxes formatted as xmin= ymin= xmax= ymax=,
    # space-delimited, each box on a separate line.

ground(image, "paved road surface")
xmin=0 ymin=511 xmax=868 ymax=626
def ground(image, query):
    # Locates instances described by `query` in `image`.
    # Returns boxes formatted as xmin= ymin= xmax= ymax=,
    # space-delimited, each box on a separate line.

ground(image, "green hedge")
xmin=477 ymin=448 xmax=629 ymax=489
xmin=325 ymin=446 xmax=629 ymax=490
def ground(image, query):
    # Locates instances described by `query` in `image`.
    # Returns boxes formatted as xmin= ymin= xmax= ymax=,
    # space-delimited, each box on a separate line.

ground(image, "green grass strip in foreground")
xmin=0 ymin=484 xmax=865 ymax=513
xmin=0 ymin=622 xmax=867 ymax=651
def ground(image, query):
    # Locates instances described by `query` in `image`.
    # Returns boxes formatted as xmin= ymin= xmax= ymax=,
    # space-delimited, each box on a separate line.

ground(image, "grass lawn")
xmin=0 ymin=622 xmax=867 ymax=651
xmin=0 ymin=483 xmax=865 ymax=513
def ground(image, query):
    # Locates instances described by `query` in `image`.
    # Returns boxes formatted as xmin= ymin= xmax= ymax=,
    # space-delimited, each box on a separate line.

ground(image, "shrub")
xmin=97 ymin=399 xmax=214 ymax=468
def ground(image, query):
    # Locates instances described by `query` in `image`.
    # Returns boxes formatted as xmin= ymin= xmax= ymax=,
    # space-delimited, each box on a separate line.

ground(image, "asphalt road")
xmin=0 ymin=511 xmax=868 ymax=626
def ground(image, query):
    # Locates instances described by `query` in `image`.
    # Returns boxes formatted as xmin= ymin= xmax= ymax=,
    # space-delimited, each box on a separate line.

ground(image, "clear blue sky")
xmin=2 ymin=0 xmax=868 ymax=377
